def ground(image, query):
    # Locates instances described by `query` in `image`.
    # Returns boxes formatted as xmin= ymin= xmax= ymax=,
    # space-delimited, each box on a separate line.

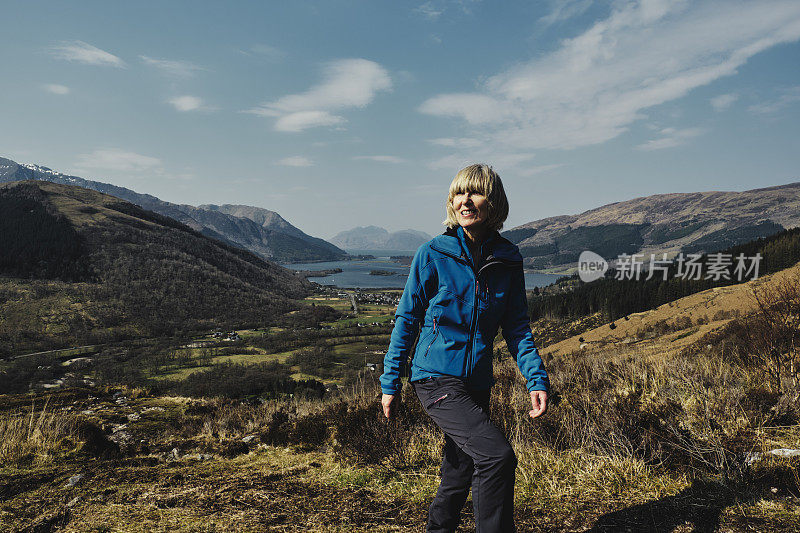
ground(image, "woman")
xmin=380 ymin=163 xmax=549 ymax=533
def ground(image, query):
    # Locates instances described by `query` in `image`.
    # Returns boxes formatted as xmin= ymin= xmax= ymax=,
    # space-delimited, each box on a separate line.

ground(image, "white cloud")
xmin=43 ymin=84 xmax=70 ymax=95
xmin=420 ymin=1 xmax=800 ymax=153
xmin=749 ymin=86 xmax=800 ymax=114
xmin=710 ymin=93 xmax=738 ymax=111
xmin=636 ymin=127 xmax=705 ymax=151
xmin=75 ymin=149 xmax=161 ymax=172
xmin=277 ymin=156 xmax=314 ymax=167
xmin=353 ymin=155 xmax=406 ymax=164
xmin=518 ymin=163 xmax=564 ymax=177
xmin=539 ymin=0 xmax=593 ymax=27
xmin=420 ymin=94 xmax=509 ymax=124
xmin=275 ymin=111 xmax=345 ymax=132
xmin=140 ymin=55 xmax=206 ymax=77
xmin=49 ymin=41 xmax=125 ymax=67
xmin=246 ymin=58 xmax=392 ymax=132
xmin=168 ymin=95 xmax=207 ymax=112
xmin=415 ymin=2 xmax=444 ymax=20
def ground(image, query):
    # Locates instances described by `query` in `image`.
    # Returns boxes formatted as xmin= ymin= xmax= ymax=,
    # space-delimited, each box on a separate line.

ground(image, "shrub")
xmin=331 ymin=387 xmax=432 ymax=466
xmin=156 ymin=361 xmax=325 ymax=400
xmin=727 ymin=274 xmax=800 ymax=392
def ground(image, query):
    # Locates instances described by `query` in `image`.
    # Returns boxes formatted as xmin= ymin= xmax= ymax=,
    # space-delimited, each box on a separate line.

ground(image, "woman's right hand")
xmin=382 ymin=394 xmax=397 ymax=420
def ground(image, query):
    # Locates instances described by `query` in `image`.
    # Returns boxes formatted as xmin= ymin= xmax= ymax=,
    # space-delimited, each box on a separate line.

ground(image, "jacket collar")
xmin=430 ymin=225 xmax=522 ymax=263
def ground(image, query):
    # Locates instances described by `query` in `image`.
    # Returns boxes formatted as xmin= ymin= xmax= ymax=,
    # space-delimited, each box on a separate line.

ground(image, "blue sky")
xmin=1 ymin=0 xmax=799 ymax=239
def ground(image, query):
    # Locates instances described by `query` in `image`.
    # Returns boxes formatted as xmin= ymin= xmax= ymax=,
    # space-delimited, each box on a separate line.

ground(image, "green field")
xmin=142 ymin=294 xmax=394 ymax=388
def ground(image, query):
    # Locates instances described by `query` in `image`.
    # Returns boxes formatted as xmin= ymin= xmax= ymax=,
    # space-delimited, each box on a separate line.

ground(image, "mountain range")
xmin=329 ymin=226 xmax=431 ymax=251
xmin=503 ymin=182 xmax=800 ymax=271
xmin=4 ymin=156 xmax=799 ymax=273
xmin=0 ymin=157 xmax=346 ymax=262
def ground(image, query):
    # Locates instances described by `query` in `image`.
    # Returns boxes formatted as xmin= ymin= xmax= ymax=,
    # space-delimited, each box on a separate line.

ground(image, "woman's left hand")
xmin=529 ymin=390 xmax=548 ymax=418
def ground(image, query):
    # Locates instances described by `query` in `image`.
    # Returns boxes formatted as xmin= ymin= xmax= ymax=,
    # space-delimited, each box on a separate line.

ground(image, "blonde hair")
xmin=444 ymin=163 xmax=509 ymax=231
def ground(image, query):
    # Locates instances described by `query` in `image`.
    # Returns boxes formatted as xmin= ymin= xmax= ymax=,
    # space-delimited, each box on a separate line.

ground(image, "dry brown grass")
xmin=0 ymin=398 xmax=79 ymax=467
xmin=542 ymin=261 xmax=800 ymax=358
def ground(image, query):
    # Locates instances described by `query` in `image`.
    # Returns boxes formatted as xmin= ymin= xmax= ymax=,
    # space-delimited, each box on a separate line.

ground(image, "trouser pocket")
xmin=413 ymin=377 xmax=452 ymax=410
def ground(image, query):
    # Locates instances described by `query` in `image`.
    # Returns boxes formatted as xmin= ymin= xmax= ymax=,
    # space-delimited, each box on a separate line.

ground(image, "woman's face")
xmin=452 ymin=190 xmax=489 ymax=231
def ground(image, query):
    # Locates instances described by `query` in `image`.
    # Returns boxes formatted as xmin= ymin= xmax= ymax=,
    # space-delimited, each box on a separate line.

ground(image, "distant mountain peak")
xmin=330 ymin=225 xmax=431 ymax=250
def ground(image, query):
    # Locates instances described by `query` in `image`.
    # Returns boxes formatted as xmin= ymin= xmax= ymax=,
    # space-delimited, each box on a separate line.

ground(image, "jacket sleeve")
xmin=380 ymin=248 xmax=435 ymax=395
xmin=500 ymin=266 xmax=550 ymax=392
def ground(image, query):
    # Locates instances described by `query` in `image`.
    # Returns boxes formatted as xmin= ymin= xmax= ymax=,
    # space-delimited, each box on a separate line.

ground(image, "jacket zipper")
xmin=424 ymin=317 xmax=438 ymax=357
xmin=467 ymin=259 xmax=522 ymax=375
xmin=466 ymin=279 xmax=478 ymax=375
xmin=427 ymin=243 xmax=523 ymax=377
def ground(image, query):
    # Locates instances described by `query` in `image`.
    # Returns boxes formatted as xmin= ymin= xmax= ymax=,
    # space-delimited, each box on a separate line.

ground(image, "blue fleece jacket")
xmin=380 ymin=226 xmax=550 ymax=395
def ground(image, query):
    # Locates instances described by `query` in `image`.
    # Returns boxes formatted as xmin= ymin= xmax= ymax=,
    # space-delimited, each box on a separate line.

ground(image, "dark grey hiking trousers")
xmin=412 ymin=375 xmax=517 ymax=533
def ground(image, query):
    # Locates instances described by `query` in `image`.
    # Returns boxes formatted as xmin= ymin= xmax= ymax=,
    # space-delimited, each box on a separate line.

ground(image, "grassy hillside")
xmin=0 ymin=181 xmax=311 ymax=355
xmin=2 ymin=180 xmax=799 ymax=531
xmin=1 ymin=263 xmax=798 ymax=531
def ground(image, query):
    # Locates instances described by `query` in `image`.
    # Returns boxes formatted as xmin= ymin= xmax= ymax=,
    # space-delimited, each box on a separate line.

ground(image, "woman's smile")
xmin=453 ymin=191 xmax=488 ymax=229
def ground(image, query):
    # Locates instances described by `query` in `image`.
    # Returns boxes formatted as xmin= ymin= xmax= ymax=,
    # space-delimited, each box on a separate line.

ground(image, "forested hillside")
xmin=0 ymin=181 xmax=311 ymax=355
xmin=529 ymin=226 xmax=800 ymax=321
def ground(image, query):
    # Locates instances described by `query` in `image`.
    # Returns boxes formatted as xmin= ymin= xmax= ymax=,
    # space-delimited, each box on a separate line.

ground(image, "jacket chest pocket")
xmin=423 ymin=316 xmax=439 ymax=357
xmin=420 ymin=307 xmax=443 ymax=357
xmin=483 ymin=274 xmax=512 ymax=315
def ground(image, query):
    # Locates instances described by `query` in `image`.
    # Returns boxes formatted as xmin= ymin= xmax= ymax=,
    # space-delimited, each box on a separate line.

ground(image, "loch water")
xmin=283 ymin=250 xmax=563 ymax=290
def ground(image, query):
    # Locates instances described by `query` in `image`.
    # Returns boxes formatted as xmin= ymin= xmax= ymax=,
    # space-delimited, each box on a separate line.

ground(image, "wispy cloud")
xmin=420 ymin=1 xmax=800 ymax=155
xmin=246 ymin=58 xmax=392 ymax=132
xmin=75 ymin=149 xmax=161 ymax=172
xmin=140 ymin=55 xmax=206 ymax=77
xmin=168 ymin=95 xmax=210 ymax=112
xmin=518 ymin=163 xmax=564 ymax=177
xmin=274 ymin=111 xmax=345 ymax=132
xmin=353 ymin=155 xmax=406 ymax=164
xmin=42 ymin=84 xmax=70 ymax=95
xmin=277 ymin=156 xmax=314 ymax=167
xmin=239 ymin=44 xmax=285 ymax=62
xmin=415 ymin=2 xmax=444 ymax=20
xmin=414 ymin=0 xmax=480 ymax=21
xmin=636 ymin=127 xmax=705 ymax=151
xmin=539 ymin=0 xmax=593 ymax=27
xmin=749 ymin=86 xmax=800 ymax=114
xmin=710 ymin=93 xmax=738 ymax=111
xmin=49 ymin=40 xmax=125 ymax=67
